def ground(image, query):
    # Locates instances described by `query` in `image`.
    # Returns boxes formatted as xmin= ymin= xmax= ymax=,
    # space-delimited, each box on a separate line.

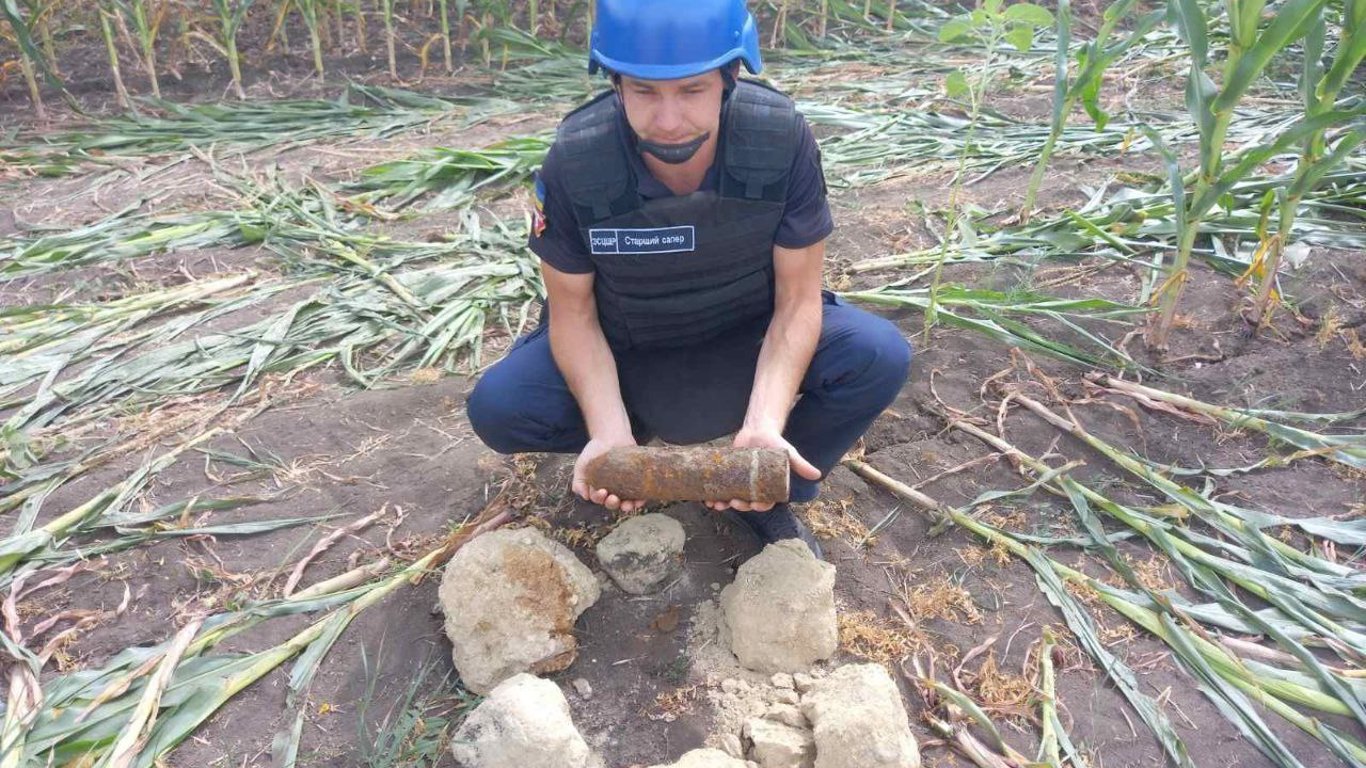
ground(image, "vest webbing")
xmin=554 ymin=80 xmax=800 ymax=351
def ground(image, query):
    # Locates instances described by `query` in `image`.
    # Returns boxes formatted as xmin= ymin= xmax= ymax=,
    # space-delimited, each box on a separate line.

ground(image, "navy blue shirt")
xmin=529 ymin=96 xmax=833 ymax=275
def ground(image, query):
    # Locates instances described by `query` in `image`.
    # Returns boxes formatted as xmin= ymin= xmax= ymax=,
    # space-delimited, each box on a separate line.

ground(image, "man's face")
xmin=617 ymin=70 xmax=726 ymax=149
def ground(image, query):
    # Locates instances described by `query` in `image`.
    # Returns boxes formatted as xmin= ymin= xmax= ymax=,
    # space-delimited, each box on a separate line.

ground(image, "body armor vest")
xmin=555 ymin=80 xmax=800 ymax=352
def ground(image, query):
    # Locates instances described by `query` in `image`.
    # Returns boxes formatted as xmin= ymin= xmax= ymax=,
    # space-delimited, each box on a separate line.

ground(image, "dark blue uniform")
xmin=530 ymin=108 xmax=834 ymax=273
xmin=467 ymin=92 xmax=910 ymax=503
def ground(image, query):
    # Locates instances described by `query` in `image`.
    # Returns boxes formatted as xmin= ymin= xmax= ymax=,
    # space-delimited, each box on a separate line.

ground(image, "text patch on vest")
xmin=588 ymin=226 xmax=696 ymax=255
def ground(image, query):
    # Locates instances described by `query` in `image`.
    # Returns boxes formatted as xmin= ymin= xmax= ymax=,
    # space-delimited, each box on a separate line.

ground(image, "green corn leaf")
xmin=1159 ymin=613 xmax=1310 ymax=768
xmin=1319 ymin=0 xmax=1366 ymax=100
xmin=1140 ymin=125 xmax=1187 ymax=242
xmin=1213 ymin=0 xmax=1330 ymax=115
xmin=1168 ymin=0 xmax=1209 ymax=67
xmin=1231 ymin=0 xmax=1270 ymax=49
xmin=925 ymin=681 xmax=1012 ymax=755
xmin=1195 ymin=110 xmax=1363 ymax=216
xmin=1300 ymin=9 xmax=1327 ymax=113
xmin=1024 ymin=547 xmax=1196 ymax=768
xmin=0 ymin=0 xmax=63 ymax=92
xmin=1288 ymin=129 xmax=1366 ymax=201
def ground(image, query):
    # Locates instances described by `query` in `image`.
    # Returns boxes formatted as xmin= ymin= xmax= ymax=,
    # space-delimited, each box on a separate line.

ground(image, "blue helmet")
xmin=589 ymin=0 xmax=763 ymax=80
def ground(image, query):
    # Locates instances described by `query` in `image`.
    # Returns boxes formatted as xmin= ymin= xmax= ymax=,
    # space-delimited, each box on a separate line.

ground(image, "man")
xmin=467 ymin=0 xmax=911 ymax=557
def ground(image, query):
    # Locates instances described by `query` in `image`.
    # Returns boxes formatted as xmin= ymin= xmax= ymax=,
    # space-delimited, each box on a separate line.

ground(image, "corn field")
xmin=2 ymin=0 xmax=1366 ymax=766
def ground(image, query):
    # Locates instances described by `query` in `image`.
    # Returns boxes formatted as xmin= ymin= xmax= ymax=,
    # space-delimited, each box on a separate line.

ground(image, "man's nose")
xmin=653 ymin=97 xmax=685 ymax=135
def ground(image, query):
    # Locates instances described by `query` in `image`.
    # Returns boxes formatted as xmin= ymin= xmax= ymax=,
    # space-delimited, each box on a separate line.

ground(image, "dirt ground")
xmin=4 ymin=29 xmax=1366 ymax=768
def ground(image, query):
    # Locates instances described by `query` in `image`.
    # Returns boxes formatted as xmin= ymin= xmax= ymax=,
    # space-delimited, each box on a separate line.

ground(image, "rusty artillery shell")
xmin=584 ymin=446 xmax=790 ymax=504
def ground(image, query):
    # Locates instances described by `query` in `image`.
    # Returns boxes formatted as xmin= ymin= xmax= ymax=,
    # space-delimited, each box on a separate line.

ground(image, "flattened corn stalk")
xmin=1 ymin=84 xmax=482 ymax=175
xmin=14 ymin=497 xmax=511 ymax=766
xmin=845 ymin=457 xmax=1366 ymax=767
xmin=1096 ymin=375 xmax=1366 ymax=471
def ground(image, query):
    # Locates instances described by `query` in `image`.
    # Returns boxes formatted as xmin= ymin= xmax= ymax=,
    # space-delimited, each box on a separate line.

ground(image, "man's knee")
xmin=829 ymin=313 xmax=912 ymax=404
xmin=465 ymin=376 xmax=521 ymax=454
xmin=863 ymin=316 xmax=913 ymax=401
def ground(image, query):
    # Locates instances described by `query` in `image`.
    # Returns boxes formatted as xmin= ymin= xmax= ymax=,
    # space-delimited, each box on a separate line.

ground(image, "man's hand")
xmin=573 ymin=435 xmax=647 ymax=513
xmin=704 ymin=425 xmax=821 ymax=513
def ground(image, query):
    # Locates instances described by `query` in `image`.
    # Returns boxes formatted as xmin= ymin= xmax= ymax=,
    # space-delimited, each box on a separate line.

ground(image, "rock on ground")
xmin=800 ymin=664 xmax=920 ymax=768
xmin=595 ymin=513 xmax=686 ymax=594
xmin=744 ymin=717 xmax=815 ymax=768
xmin=439 ymin=527 xmax=600 ymax=693
xmin=450 ymin=674 xmax=599 ymax=768
xmin=649 ymin=748 xmax=757 ymax=768
xmin=719 ymin=540 xmax=837 ymax=673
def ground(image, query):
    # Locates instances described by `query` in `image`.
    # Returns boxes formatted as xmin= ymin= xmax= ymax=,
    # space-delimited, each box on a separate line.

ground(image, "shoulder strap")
xmin=719 ymin=79 xmax=799 ymax=202
xmin=556 ymin=90 xmax=639 ymax=224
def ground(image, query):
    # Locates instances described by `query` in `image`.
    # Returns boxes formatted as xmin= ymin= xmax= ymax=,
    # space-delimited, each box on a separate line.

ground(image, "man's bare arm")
xmin=707 ymin=240 xmax=826 ymax=512
xmin=541 ymin=261 xmax=643 ymax=512
xmin=745 ymin=240 xmax=825 ymax=435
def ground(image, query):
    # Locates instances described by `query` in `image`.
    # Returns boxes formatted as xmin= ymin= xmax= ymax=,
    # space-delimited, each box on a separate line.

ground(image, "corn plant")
xmin=2 ymin=84 xmax=471 ymax=175
xmin=1147 ymin=0 xmax=1336 ymax=349
xmin=1244 ymin=0 xmax=1366 ymax=325
xmin=434 ymin=0 xmax=457 ymax=72
xmin=379 ymin=0 xmax=396 ymax=78
xmin=295 ymin=0 xmax=326 ymax=76
xmin=110 ymin=0 xmax=164 ymax=97
xmin=95 ymin=2 xmax=133 ymax=109
xmin=843 ymin=285 xmax=1145 ymax=370
xmin=1021 ymin=0 xmax=1162 ymax=219
xmin=24 ymin=0 xmax=57 ymax=75
xmin=2 ymin=0 xmax=49 ymax=118
xmin=849 ymin=420 xmax=1366 ymax=768
xmin=925 ymin=0 xmax=1052 ymax=341
xmin=210 ymin=0 xmax=256 ymax=97
xmin=345 ymin=135 xmax=550 ymax=210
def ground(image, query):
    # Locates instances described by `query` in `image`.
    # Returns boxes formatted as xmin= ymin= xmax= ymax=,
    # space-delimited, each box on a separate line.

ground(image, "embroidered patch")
xmin=531 ymin=172 xmax=547 ymax=237
xmin=588 ymin=226 xmax=696 ymax=255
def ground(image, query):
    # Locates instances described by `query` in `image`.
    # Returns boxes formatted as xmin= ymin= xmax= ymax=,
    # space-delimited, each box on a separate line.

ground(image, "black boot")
xmin=725 ymin=503 xmax=823 ymax=559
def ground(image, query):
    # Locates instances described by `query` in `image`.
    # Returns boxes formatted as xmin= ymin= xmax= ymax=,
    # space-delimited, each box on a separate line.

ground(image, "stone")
xmin=765 ymin=703 xmax=807 ymax=729
xmin=450 ymin=674 xmax=598 ymax=768
xmin=648 ymin=748 xmax=755 ymax=768
xmin=800 ymin=664 xmax=920 ymax=768
xmin=770 ymin=673 xmax=795 ymax=689
xmin=595 ymin=513 xmax=686 ymax=594
xmin=572 ymin=678 xmax=593 ymax=699
xmin=721 ymin=678 xmax=749 ymax=695
xmin=773 ymin=690 xmax=800 ymax=706
xmin=792 ymin=673 xmax=815 ymax=694
xmin=439 ymin=528 xmax=600 ymax=693
xmin=743 ymin=718 xmax=815 ymax=768
xmin=719 ymin=540 xmax=838 ymax=673
xmin=720 ymin=734 xmax=746 ymax=759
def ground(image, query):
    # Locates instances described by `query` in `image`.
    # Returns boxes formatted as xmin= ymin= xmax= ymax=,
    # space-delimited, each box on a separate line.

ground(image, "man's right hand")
xmin=572 ymin=436 xmax=646 ymax=513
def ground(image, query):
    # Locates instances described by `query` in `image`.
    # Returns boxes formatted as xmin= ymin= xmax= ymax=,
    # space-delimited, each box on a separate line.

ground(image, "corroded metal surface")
xmin=584 ymin=446 xmax=790 ymax=503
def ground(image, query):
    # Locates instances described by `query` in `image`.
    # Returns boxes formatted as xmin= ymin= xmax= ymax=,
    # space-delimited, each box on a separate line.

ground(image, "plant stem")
xmin=99 ymin=7 xmax=133 ymax=109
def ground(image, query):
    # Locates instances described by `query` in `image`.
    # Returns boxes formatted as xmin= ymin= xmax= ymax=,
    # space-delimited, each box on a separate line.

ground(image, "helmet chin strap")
xmin=636 ymin=133 xmax=710 ymax=164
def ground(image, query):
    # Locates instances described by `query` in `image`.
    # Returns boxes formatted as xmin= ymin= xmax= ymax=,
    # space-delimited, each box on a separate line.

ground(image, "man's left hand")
xmin=704 ymin=426 xmax=821 ymax=513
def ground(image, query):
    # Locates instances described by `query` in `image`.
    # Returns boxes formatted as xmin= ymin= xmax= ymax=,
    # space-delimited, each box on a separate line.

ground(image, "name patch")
xmin=589 ymin=226 xmax=695 ymax=255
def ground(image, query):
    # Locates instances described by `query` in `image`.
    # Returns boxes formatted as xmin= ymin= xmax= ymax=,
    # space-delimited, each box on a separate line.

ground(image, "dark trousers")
xmin=466 ymin=293 xmax=912 ymax=502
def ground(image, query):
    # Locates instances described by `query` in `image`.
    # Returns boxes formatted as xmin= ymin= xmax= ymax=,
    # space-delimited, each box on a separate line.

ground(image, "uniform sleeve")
xmin=528 ymin=145 xmax=595 ymax=274
xmin=773 ymin=115 xmax=834 ymax=249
